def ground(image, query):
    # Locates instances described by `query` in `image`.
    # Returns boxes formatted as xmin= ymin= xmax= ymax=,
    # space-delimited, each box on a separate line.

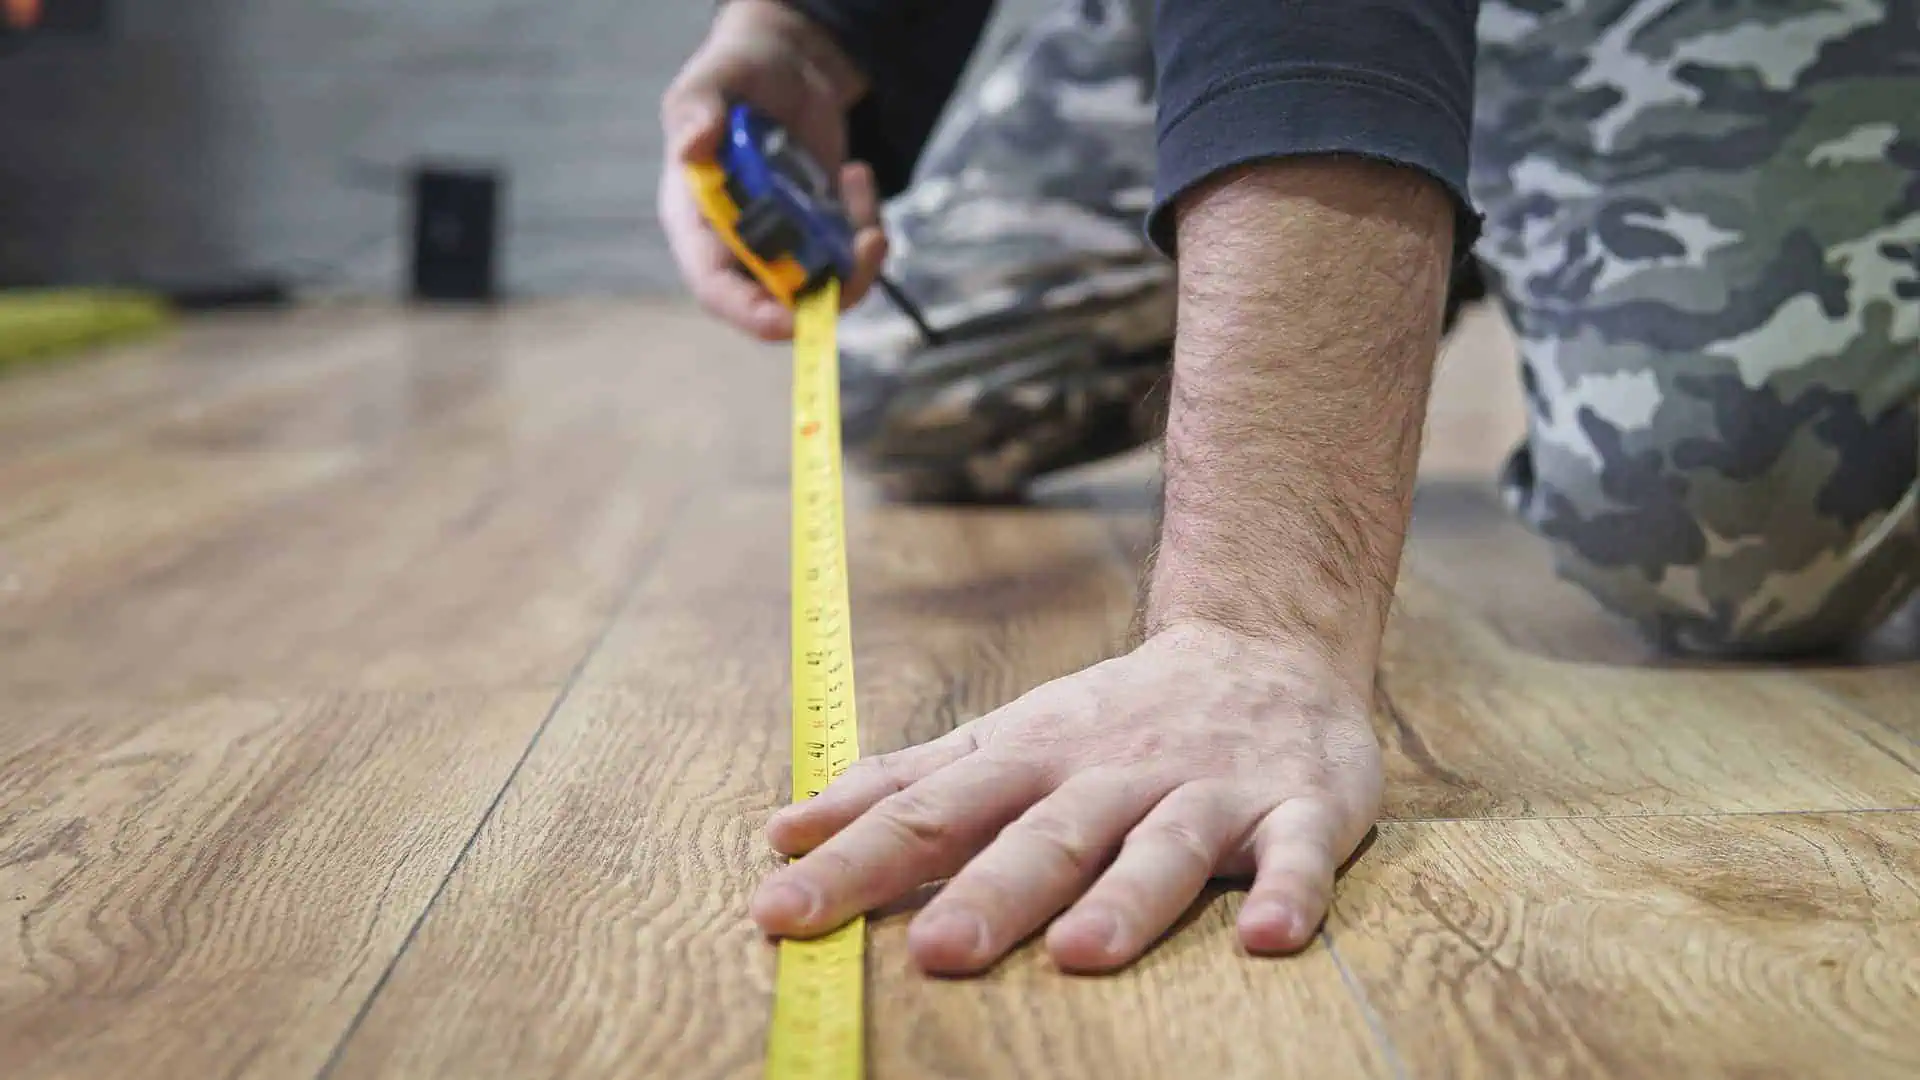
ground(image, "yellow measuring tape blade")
xmin=767 ymin=279 xmax=865 ymax=1080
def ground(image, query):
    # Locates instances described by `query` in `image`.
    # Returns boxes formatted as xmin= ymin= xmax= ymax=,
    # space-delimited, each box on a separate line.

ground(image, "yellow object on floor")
xmin=0 ymin=288 xmax=174 ymax=372
xmin=769 ymin=278 xmax=866 ymax=1080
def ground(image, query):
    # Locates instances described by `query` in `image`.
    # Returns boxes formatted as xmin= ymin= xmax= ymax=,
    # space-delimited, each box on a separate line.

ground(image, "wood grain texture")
xmin=324 ymin=486 xmax=1387 ymax=1079
xmin=0 ymin=302 xmax=732 ymax=700
xmin=1328 ymin=813 xmax=1920 ymax=1079
xmin=868 ymin=887 xmax=1390 ymax=1080
xmin=1376 ymin=571 xmax=1920 ymax=820
xmin=5 ymin=299 xmax=1916 ymax=1079
xmin=0 ymin=690 xmax=555 ymax=1080
xmin=0 ymin=307 xmax=410 ymax=462
xmin=1385 ymin=482 xmax=1920 ymax=821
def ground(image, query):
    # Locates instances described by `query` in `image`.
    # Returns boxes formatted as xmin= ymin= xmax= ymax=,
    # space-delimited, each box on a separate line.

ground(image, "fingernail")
xmin=1242 ymin=899 xmax=1292 ymax=937
xmin=919 ymin=910 xmax=989 ymax=959
xmin=1074 ymin=909 xmax=1126 ymax=956
xmin=763 ymin=881 xmax=821 ymax=926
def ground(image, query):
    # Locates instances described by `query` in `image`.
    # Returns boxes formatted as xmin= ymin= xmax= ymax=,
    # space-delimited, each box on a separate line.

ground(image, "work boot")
xmin=836 ymin=0 xmax=1172 ymax=503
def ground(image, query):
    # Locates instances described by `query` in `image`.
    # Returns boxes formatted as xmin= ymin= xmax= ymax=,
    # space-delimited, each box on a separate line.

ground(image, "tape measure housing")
xmin=685 ymin=103 xmax=857 ymax=307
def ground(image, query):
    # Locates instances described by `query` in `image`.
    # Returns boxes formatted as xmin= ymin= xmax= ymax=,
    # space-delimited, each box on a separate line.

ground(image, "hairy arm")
xmin=747 ymin=0 xmax=1483 ymax=976
xmin=1144 ymin=157 xmax=1457 ymax=682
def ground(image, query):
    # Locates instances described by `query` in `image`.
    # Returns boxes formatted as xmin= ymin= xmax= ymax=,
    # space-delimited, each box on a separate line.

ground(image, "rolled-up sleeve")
xmin=1147 ymin=0 xmax=1482 ymax=259
xmin=780 ymin=0 xmax=998 ymax=198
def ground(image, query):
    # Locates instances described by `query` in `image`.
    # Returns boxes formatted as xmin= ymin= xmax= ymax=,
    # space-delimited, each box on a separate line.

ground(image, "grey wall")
xmin=0 ymin=0 xmax=1045 ymax=298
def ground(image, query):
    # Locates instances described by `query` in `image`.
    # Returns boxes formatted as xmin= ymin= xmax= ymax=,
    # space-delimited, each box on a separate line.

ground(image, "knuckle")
xmin=866 ymin=754 xmax=914 ymax=790
xmin=1004 ymin=812 xmax=1099 ymax=876
xmin=1093 ymin=878 xmax=1156 ymax=920
xmin=801 ymin=845 xmax=860 ymax=889
xmin=950 ymin=864 xmax=1022 ymax=908
xmin=1175 ymin=778 xmax=1239 ymax=808
xmin=874 ymin=789 xmax=953 ymax=852
xmin=1133 ymin=817 xmax=1218 ymax=870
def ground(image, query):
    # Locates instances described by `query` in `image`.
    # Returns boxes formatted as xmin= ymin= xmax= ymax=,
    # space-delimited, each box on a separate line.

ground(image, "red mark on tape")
xmin=800 ymin=421 xmax=820 ymax=437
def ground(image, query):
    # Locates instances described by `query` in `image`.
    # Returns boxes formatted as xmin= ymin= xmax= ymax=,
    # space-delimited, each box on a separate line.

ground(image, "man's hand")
xmin=657 ymin=0 xmax=887 ymax=341
xmin=753 ymin=155 xmax=1456 ymax=974
xmin=753 ymin=625 xmax=1381 ymax=975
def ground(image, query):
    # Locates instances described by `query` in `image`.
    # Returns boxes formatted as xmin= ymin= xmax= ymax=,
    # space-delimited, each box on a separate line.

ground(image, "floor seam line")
xmin=1382 ymin=806 xmax=1920 ymax=825
xmin=311 ymin=482 xmax=699 ymax=1080
xmin=1799 ymin=678 xmax=1920 ymax=761
xmin=1323 ymin=919 xmax=1408 ymax=1080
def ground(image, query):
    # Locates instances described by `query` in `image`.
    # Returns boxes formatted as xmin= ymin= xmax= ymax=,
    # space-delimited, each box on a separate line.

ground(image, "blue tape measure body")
xmin=717 ymin=104 xmax=858 ymax=295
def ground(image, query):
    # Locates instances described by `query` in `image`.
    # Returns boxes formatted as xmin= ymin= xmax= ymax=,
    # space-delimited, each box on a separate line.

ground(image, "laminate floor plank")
xmin=7 ymin=298 xmax=1908 ymax=1079
xmin=1328 ymin=813 xmax=1920 ymax=1079
xmin=324 ymin=484 xmax=1388 ymax=1079
xmin=0 ymin=307 xmax=415 ymax=462
xmin=867 ymin=886 xmax=1392 ymax=1080
xmin=0 ymin=302 xmax=732 ymax=701
xmin=1376 ymin=573 xmax=1920 ymax=821
xmin=1803 ymin=661 xmax=1920 ymax=749
xmin=1385 ymin=482 xmax=1920 ymax=822
xmin=0 ymin=690 xmax=558 ymax=1080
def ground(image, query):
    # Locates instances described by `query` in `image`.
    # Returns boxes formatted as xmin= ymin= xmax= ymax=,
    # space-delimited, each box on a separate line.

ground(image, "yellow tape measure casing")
xmin=768 ymin=280 xmax=865 ymax=1080
xmin=683 ymin=160 xmax=811 ymax=306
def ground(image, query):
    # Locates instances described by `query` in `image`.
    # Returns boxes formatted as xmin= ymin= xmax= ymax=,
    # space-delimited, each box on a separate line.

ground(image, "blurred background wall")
xmin=0 ymin=0 xmax=1048 ymax=299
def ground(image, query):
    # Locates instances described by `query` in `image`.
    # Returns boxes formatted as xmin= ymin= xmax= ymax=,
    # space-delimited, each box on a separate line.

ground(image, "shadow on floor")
xmin=1407 ymin=479 xmax=1920 ymax=670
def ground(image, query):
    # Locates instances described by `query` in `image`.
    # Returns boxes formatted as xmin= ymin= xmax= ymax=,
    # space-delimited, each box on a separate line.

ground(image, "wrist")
xmin=1135 ymin=617 xmax=1375 ymax=713
xmin=1140 ymin=155 xmax=1456 ymax=674
xmin=1142 ymin=552 xmax=1379 ymax=679
xmin=724 ymin=0 xmax=870 ymax=108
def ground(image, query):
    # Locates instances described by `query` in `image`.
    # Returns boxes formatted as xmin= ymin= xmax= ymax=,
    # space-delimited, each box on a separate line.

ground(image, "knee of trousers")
xmin=1509 ymin=343 xmax=1920 ymax=658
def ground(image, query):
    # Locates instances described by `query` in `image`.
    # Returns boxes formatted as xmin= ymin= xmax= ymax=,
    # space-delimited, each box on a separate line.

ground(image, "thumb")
xmin=663 ymin=86 xmax=727 ymax=164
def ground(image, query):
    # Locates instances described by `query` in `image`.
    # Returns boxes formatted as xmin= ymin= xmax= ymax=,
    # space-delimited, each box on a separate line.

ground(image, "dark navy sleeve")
xmin=784 ymin=0 xmax=1481 ymax=259
xmin=1147 ymin=0 xmax=1482 ymax=260
xmin=780 ymin=0 xmax=999 ymax=197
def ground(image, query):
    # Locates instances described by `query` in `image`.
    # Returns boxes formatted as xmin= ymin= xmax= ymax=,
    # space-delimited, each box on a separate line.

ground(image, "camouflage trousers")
xmin=1471 ymin=0 xmax=1920 ymax=655
xmin=854 ymin=0 xmax=1920 ymax=656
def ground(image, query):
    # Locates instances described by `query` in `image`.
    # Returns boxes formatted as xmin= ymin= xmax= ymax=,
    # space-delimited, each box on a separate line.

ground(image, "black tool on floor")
xmin=409 ymin=164 xmax=503 ymax=304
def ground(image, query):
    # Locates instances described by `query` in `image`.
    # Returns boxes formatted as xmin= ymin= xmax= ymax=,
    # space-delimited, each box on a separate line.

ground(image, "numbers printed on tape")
xmin=769 ymin=279 xmax=866 ymax=1080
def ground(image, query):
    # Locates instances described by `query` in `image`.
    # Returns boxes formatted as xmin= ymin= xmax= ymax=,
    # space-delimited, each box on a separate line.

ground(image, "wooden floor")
xmin=1 ymin=300 xmax=1914 ymax=1079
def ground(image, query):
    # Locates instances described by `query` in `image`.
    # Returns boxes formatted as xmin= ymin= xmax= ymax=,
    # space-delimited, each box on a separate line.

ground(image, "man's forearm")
xmin=1144 ymin=157 xmax=1456 ymax=678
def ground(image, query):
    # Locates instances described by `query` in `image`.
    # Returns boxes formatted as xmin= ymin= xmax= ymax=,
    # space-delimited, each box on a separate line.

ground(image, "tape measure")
xmin=769 ymin=277 xmax=866 ymax=1080
xmin=686 ymin=103 xmax=867 ymax=1080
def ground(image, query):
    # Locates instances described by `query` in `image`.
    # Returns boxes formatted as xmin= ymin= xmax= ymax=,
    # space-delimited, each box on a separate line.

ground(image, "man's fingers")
xmin=836 ymin=162 xmax=888 ymax=309
xmin=908 ymin=769 xmax=1155 ymax=975
xmin=840 ymin=161 xmax=880 ymax=230
xmin=750 ymin=752 xmax=1050 ymax=939
xmin=660 ymin=70 xmax=727 ymax=163
xmin=768 ymin=725 xmax=980 ymax=855
xmin=1046 ymin=781 xmax=1252 ymax=973
xmin=658 ymin=167 xmax=794 ymax=340
xmin=1238 ymin=797 xmax=1343 ymax=955
xmin=687 ymin=254 xmax=794 ymax=341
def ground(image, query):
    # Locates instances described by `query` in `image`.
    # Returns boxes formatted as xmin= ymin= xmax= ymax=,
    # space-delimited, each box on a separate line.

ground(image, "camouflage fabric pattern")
xmin=1472 ymin=0 xmax=1920 ymax=654
xmin=843 ymin=0 xmax=1920 ymax=653
xmin=836 ymin=0 xmax=1175 ymax=501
